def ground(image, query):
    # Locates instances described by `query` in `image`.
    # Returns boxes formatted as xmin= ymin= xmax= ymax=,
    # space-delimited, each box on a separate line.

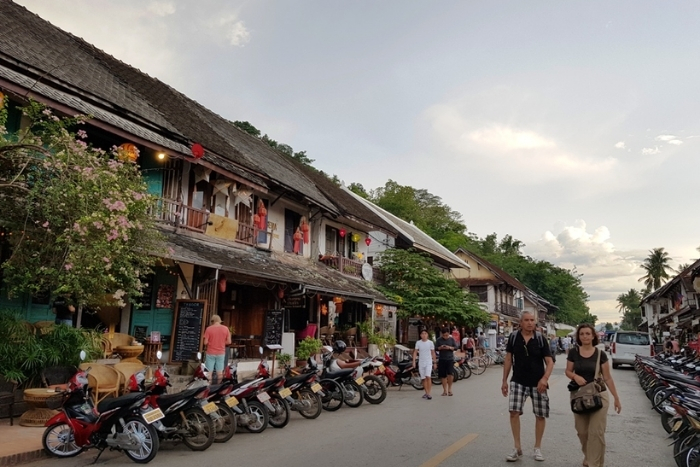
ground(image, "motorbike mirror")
xmin=259 ymin=346 xmax=263 ymax=355
xmin=79 ymin=350 xmax=86 ymax=361
xmin=197 ymin=352 xmax=202 ymax=361
xmin=156 ymin=350 xmax=163 ymax=360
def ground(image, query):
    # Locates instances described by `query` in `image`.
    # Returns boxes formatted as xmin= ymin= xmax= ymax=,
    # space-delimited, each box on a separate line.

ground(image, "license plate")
xmin=257 ymin=392 xmax=271 ymax=403
xmin=673 ymin=420 xmax=683 ymax=432
xmin=355 ymin=377 xmax=365 ymax=385
xmin=279 ymin=387 xmax=292 ymax=398
xmin=201 ymin=402 xmax=217 ymax=415
xmin=454 ymin=362 xmax=459 ymax=367
xmin=143 ymin=408 xmax=164 ymax=424
xmin=311 ymin=383 xmax=322 ymax=393
xmin=378 ymin=365 xmax=385 ymax=372
xmin=225 ymin=396 xmax=239 ymax=408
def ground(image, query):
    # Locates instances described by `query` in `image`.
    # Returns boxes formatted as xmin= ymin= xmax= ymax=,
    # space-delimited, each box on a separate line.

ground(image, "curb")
xmin=0 ymin=449 xmax=47 ymax=466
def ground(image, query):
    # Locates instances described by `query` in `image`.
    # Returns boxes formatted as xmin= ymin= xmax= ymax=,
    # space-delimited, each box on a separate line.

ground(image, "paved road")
xmin=26 ymin=356 xmax=673 ymax=467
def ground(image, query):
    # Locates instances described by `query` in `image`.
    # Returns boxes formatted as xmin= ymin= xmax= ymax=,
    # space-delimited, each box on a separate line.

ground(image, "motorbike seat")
xmin=97 ymin=392 xmax=145 ymax=413
xmin=261 ymin=376 xmax=284 ymax=389
xmin=660 ymin=371 xmax=700 ymax=388
xmin=156 ymin=387 xmax=202 ymax=410
xmin=323 ymin=369 xmax=354 ymax=379
xmin=397 ymin=360 xmax=413 ymax=371
xmin=284 ymin=373 xmax=308 ymax=387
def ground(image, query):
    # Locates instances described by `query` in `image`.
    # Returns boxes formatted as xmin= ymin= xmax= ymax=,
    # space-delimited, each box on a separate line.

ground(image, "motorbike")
xmin=42 ymin=351 xmax=160 ymax=464
xmin=223 ymin=360 xmax=274 ymax=433
xmin=187 ymin=355 xmax=237 ymax=443
xmin=128 ymin=352 xmax=215 ymax=451
xmin=316 ymin=347 xmax=364 ymax=408
xmin=353 ymin=357 xmax=388 ymax=404
xmin=375 ymin=350 xmax=424 ymax=390
xmin=258 ymin=357 xmax=324 ymax=420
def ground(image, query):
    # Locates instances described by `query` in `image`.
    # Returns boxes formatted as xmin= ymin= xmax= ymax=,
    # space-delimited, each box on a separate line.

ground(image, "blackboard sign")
xmin=170 ymin=300 xmax=206 ymax=362
xmin=133 ymin=325 xmax=148 ymax=342
xmin=263 ymin=309 xmax=283 ymax=347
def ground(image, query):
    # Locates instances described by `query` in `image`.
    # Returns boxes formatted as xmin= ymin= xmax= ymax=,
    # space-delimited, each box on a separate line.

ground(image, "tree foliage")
xmin=616 ymin=288 xmax=643 ymax=331
xmin=377 ymin=248 xmax=489 ymax=327
xmin=638 ymin=247 xmax=673 ymax=293
xmin=0 ymin=101 xmax=164 ymax=307
xmin=233 ymin=120 xmax=315 ymax=166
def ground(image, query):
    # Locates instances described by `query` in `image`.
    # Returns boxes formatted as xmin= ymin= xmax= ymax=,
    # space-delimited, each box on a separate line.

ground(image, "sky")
xmin=14 ymin=0 xmax=700 ymax=324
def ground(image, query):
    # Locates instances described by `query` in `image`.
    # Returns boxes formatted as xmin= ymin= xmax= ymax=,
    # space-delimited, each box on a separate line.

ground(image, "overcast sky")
xmin=15 ymin=0 xmax=700 ymax=323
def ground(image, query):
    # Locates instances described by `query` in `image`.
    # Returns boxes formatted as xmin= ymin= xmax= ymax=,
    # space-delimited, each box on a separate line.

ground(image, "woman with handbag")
xmin=565 ymin=324 xmax=622 ymax=467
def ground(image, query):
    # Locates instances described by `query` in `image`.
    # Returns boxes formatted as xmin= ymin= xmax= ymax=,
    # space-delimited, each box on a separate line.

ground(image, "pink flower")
xmin=64 ymin=263 xmax=73 ymax=270
xmin=77 ymin=129 xmax=88 ymax=139
xmin=42 ymin=109 xmax=52 ymax=116
xmin=106 ymin=229 xmax=119 ymax=241
xmin=103 ymin=257 xmax=111 ymax=263
xmin=133 ymin=192 xmax=144 ymax=201
xmin=42 ymin=221 xmax=49 ymax=228
xmin=92 ymin=221 xmax=104 ymax=229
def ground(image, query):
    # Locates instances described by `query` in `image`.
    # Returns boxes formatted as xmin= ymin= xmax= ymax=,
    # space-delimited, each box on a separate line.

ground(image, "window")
xmin=470 ymin=286 xmax=488 ymax=302
xmin=325 ymin=226 xmax=338 ymax=255
xmin=284 ymin=209 xmax=302 ymax=254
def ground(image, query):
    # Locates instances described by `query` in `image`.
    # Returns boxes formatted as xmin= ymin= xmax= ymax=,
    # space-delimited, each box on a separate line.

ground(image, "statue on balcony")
xmin=293 ymin=227 xmax=302 ymax=254
xmin=256 ymin=199 xmax=267 ymax=231
xmin=300 ymin=216 xmax=309 ymax=244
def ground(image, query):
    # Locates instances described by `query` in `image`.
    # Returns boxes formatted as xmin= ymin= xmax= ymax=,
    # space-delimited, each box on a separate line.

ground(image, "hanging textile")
xmin=293 ymin=227 xmax=302 ymax=254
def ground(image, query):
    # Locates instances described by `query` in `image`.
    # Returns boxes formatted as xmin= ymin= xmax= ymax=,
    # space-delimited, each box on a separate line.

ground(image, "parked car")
xmin=610 ymin=331 xmax=653 ymax=369
xmin=603 ymin=330 xmax=616 ymax=352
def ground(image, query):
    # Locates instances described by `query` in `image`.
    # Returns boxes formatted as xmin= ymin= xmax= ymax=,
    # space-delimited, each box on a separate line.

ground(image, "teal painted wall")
xmin=130 ymin=267 xmax=177 ymax=349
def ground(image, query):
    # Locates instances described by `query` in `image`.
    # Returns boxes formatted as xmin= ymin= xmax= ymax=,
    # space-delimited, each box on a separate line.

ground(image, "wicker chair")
xmin=344 ymin=327 xmax=357 ymax=347
xmin=79 ymin=363 xmax=121 ymax=404
xmin=41 ymin=366 xmax=75 ymax=391
xmin=113 ymin=362 xmax=145 ymax=394
xmin=101 ymin=333 xmax=135 ymax=358
xmin=0 ymin=376 xmax=17 ymax=426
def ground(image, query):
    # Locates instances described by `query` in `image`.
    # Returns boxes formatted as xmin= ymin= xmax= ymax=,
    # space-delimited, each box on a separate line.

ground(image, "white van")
xmin=610 ymin=331 xmax=653 ymax=369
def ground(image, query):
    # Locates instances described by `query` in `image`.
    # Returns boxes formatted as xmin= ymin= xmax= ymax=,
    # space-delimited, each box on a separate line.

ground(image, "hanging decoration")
xmin=213 ymin=179 xmax=232 ymax=196
xmin=351 ymin=233 xmax=360 ymax=243
xmin=300 ymin=216 xmax=310 ymax=244
xmin=277 ymin=286 xmax=285 ymax=299
xmin=191 ymin=143 xmax=205 ymax=159
xmin=256 ymin=199 xmax=267 ymax=231
xmin=0 ymin=91 xmax=4 ymax=106
xmin=339 ymin=228 xmax=346 ymax=238
xmin=218 ymin=275 xmax=227 ymax=293
xmin=365 ymin=237 xmax=372 ymax=246
xmin=234 ymin=186 xmax=252 ymax=208
xmin=117 ymin=143 xmax=139 ymax=163
xmin=194 ymin=166 xmax=211 ymax=183
xmin=293 ymin=227 xmax=302 ymax=254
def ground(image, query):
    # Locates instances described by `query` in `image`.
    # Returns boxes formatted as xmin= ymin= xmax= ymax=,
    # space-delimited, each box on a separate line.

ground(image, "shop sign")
xmin=283 ymin=296 xmax=305 ymax=308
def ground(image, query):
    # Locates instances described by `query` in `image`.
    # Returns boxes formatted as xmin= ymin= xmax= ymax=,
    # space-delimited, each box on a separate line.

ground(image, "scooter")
xmin=258 ymin=357 xmax=324 ymax=419
xmin=42 ymin=351 xmax=160 ymax=464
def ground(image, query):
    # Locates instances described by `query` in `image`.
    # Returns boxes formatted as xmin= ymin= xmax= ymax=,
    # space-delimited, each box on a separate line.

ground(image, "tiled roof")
xmin=455 ymin=248 xmax=523 ymax=290
xmin=164 ymin=231 xmax=390 ymax=302
xmin=0 ymin=0 xmax=338 ymax=215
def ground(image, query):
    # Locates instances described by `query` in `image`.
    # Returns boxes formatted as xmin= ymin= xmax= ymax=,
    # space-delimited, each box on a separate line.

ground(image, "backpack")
xmin=508 ymin=331 xmax=555 ymax=363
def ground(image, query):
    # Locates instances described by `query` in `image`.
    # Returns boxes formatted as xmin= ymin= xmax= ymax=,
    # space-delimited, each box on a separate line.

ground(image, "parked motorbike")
xmin=258 ymin=357 xmax=324 ymax=419
xmin=187 ymin=354 xmax=237 ymax=443
xmin=223 ymin=360 xmax=274 ymax=433
xmin=375 ymin=350 xmax=424 ymax=390
xmin=353 ymin=357 xmax=388 ymax=404
xmin=42 ymin=351 xmax=160 ymax=464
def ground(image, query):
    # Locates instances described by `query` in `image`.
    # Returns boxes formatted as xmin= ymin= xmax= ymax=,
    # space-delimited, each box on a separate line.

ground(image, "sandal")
xmin=448 ymin=392 xmax=453 ymax=396
xmin=442 ymin=393 xmax=448 ymax=396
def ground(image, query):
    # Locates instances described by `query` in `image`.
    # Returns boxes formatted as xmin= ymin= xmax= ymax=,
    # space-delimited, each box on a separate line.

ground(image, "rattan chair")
xmin=79 ymin=363 xmax=121 ymax=404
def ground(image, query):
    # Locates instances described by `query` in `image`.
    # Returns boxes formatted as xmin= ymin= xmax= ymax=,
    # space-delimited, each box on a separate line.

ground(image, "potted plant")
xmin=277 ymin=353 xmax=292 ymax=368
xmin=295 ymin=337 xmax=322 ymax=366
xmin=357 ymin=320 xmax=372 ymax=347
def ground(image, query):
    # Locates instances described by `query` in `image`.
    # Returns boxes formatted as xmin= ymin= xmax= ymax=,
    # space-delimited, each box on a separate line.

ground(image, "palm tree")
xmin=638 ymin=247 xmax=673 ymax=292
xmin=676 ymin=263 xmax=692 ymax=274
xmin=617 ymin=288 xmax=643 ymax=330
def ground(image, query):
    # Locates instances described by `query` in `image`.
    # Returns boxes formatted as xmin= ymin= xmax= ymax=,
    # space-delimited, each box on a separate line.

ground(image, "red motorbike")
xmin=42 ymin=360 xmax=159 ymax=464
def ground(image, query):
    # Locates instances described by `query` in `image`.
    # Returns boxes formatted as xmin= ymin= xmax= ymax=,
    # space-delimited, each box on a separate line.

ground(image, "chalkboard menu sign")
xmin=170 ymin=300 xmax=207 ymax=362
xmin=263 ymin=309 xmax=283 ymax=347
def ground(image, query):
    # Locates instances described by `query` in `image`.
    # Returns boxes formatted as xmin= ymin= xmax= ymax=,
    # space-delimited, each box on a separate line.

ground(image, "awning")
xmin=163 ymin=231 xmax=394 ymax=304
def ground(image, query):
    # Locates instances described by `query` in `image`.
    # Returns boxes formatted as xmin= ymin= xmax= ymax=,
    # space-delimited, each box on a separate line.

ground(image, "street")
xmin=25 ymin=357 xmax=672 ymax=467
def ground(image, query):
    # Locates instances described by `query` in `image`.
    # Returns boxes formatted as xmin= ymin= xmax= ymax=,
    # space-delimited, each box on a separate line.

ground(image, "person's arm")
xmin=501 ymin=352 xmax=512 ymax=396
xmin=203 ymin=329 xmax=209 ymax=347
xmin=412 ymin=347 xmax=418 ymax=367
xmin=68 ymin=304 xmax=76 ymax=314
xmin=225 ymin=329 xmax=232 ymax=346
xmin=601 ymin=361 xmax=622 ymax=413
xmin=538 ymin=344 xmax=554 ymax=393
xmin=565 ymin=360 xmax=587 ymax=386
xmin=431 ymin=347 xmax=437 ymax=367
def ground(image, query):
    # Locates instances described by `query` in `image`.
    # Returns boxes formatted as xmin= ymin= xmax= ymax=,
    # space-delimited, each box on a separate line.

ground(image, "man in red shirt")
xmin=203 ymin=314 xmax=231 ymax=383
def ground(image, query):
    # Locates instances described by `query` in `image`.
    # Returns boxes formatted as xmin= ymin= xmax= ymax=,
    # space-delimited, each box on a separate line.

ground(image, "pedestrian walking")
xmin=563 ymin=335 xmax=571 ymax=355
xmin=413 ymin=329 xmax=437 ymax=399
xmin=436 ymin=327 xmax=458 ymax=396
xmin=451 ymin=326 xmax=461 ymax=350
xmin=477 ymin=331 xmax=486 ymax=357
xmin=565 ymin=323 xmax=622 ymax=467
xmin=462 ymin=333 xmax=475 ymax=359
xmin=203 ymin=314 xmax=231 ymax=384
xmin=501 ymin=311 xmax=554 ymax=462
xmin=52 ymin=295 xmax=75 ymax=326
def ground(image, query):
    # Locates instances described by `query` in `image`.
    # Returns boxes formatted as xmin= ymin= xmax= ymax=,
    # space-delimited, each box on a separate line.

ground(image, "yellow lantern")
xmin=117 ymin=143 xmax=139 ymax=162
xmin=351 ymin=233 xmax=360 ymax=243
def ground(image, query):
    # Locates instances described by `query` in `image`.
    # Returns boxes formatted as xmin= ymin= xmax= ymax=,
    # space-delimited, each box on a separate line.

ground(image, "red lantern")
xmin=365 ymin=237 xmax=371 ymax=246
xmin=277 ymin=287 xmax=284 ymax=299
xmin=191 ymin=143 xmax=205 ymax=159
xmin=339 ymin=228 xmax=346 ymax=238
xmin=218 ymin=275 xmax=227 ymax=293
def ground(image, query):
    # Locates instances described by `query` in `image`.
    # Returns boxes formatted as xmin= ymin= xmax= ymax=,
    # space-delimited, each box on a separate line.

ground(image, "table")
xmin=19 ymin=388 xmax=62 ymax=427
xmin=232 ymin=338 xmax=252 ymax=359
xmin=114 ymin=345 xmax=144 ymax=363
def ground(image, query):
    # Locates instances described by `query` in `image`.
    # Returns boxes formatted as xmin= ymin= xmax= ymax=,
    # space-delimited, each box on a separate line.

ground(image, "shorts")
xmin=437 ymin=359 xmax=453 ymax=379
xmin=418 ymin=363 xmax=432 ymax=379
xmin=508 ymin=381 xmax=549 ymax=418
xmin=466 ymin=348 xmax=474 ymax=358
xmin=205 ymin=353 xmax=225 ymax=373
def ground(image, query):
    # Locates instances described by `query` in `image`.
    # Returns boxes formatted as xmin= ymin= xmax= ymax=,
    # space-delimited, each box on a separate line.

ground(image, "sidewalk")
xmin=0 ymin=420 xmax=46 ymax=466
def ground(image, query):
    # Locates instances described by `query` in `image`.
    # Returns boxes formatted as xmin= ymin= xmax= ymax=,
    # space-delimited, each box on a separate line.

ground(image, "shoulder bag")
xmin=570 ymin=348 xmax=605 ymax=414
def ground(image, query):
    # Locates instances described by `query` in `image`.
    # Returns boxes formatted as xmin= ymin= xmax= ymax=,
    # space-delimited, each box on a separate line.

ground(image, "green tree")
xmin=232 ymin=120 xmax=261 ymax=137
xmin=348 ymin=182 xmax=369 ymax=199
xmin=616 ymin=288 xmax=643 ymax=330
xmin=377 ymin=248 xmax=488 ymax=327
xmin=604 ymin=322 xmax=613 ymax=331
xmin=638 ymin=247 xmax=673 ymax=292
xmin=0 ymin=101 xmax=164 ymax=307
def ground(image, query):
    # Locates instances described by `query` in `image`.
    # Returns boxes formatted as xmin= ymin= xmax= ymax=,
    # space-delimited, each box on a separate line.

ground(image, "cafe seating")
xmin=41 ymin=366 xmax=75 ymax=391
xmin=101 ymin=333 xmax=136 ymax=358
xmin=79 ymin=363 xmax=121 ymax=404
xmin=0 ymin=375 xmax=16 ymax=426
xmin=344 ymin=327 xmax=357 ymax=347
xmin=320 ymin=326 xmax=335 ymax=346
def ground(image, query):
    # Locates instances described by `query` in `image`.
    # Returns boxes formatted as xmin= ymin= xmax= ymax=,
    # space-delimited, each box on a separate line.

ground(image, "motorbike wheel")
xmin=243 ymin=400 xmax=269 ymax=433
xmin=660 ymin=412 xmax=675 ymax=434
xmin=122 ymin=416 xmax=159 ymax=464
xmin=42 ymin=423 xmax=83 ymax=458
xmin=461 ymin=363 xmax=472 ymax=379
xmin=411 ymin=376 xmax=425 ymax=391
xmin=320 ymin=379 xmax=344 ymax=411
xmin=652 ymin=388 xmax=669 ymax=414
xmin=431 ymin=369 xmax=441 ymax=385
xmin=363 ymin=375 xmax=387 ymax=405
xmin=268 ymin=395 xmax=291 ymax=429
xmin=680 ymin=446 xmax=700 ymax=467
xmin=674 ymin=434 xmax=696 ymax=465
xmin=181 ymin=407 xmax=214 ymax=451
xmin=213 ymin=403 xmax=236 ymax=443
xmin=376 ymin=374 xmax=390 ymax=387
xmin=296 ymin=389 xmax=322 ymax=419
xmin=342 ymin=380 xmax=364 ymax=408
xmin=453 ymin=366 xmax=463 ymax=381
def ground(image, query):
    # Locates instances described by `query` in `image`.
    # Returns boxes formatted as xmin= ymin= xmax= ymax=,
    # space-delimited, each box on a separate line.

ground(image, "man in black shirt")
xmin=52 ymin=296 xmax=75 ymax=326
xmin=435 ymin=327 xmax=457 ymax=396
xmin=501 ymin=311 xmax=554 ymax=462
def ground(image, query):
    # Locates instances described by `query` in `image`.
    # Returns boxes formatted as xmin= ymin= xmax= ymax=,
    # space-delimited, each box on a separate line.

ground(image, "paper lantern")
xmin=117 ymin=143 xmax=139 ymax=162
xmin=191 ymin=143 xmax=205 ymax=159
xmin=365 ymin=237 xmax=371 ymax=246
xmin=351 ymin=233 xmax=360 ymax=243
xmin=339 ymin=228 xmax=346 ymax=238
xmin=277 ymin=286 xmax=285 ymax=299
xmin=218 ymin=275 xmax=227 ymax=293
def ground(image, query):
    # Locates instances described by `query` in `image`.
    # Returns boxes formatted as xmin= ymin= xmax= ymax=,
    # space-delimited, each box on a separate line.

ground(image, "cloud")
xmin=641 ymin=147 xmax=660 ymax=155
xmin=468 ymin=125 xmax=556 ymax=150
xmin=147 ymin=1 xmax=175 ymax=16
xmin=614 ymin=141 xmax=625 ymax=149
xmin=217 ymin=16 xmax=250 ymax=47
xmin=655 ymin=134 xmax=677 ymax=142
xmin=668 ymin=139 xmax=683 ymax=145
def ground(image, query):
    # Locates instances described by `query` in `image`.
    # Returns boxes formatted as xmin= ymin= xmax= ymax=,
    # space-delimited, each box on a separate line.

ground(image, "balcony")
xmin=318 ymin=255 xmax=383 ymax=283
xmin=495 ymin=302 xmax=521 ymax=318
xmin=153 ymin=198 xmax=210 ymax=234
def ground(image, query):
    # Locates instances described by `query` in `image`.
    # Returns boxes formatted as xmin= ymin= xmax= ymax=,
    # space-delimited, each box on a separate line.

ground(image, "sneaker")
xmin=422 ymin=394 xmax=428 ymax=399
xmin=506 ymin=449 xmax=522 ymax=462
xmin=534 ymin=448 xmax=544 ymax=462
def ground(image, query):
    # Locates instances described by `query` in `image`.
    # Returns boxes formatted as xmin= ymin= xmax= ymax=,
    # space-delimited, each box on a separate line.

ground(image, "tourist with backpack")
xmin=501 ymin=311 xmax=554 ymax=462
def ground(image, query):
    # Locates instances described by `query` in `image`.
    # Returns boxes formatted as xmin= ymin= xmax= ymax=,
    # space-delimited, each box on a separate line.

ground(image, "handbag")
xmin=570 ymin=349 xmax=604 ymax=414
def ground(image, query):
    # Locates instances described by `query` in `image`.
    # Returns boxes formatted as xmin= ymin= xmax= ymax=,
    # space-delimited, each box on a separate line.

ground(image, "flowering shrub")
xmin=0 ymin=100 xmax=165 ymax=307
